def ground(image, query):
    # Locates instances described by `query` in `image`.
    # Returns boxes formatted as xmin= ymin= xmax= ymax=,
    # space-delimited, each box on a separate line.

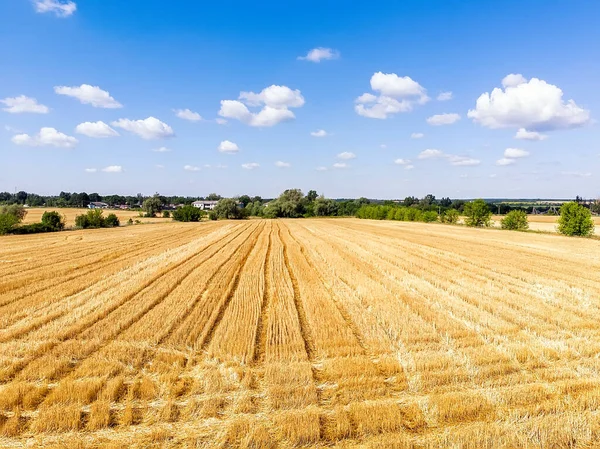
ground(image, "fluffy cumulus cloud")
xmin=355 ymin=72 xmax=429 ymax=119
xmin=174 ymin=108 xmax=202 ymax=121
xmin=418 ymin=149 xmax=444 ymax=159
xmin=111 ymin=117 xmax=174 ymax=139
xmin=496 ymin=158 xmax=516 ymax=166
xmin=468 ymin=74 xmax=591 ymax=130
xmin=515 ymin=128 xmax=548 ymax=141
xmin=84 ymin=168 xmax=97 ymax=173
xmin=419 ymin=149 xmax=480 ymax=166
xmin=75 ymin=121 xmax=119 ymax=138
xmin=33 ymin=0 xmax=76 ymax=17
xmin=437 ymin=91 xmax=453 ymax=101
xmin=219 ymin=85 xmax=304 ymax=127
xmin=316 ymin=166 xmax=328 ymax=171
xmin=394 ymin=158 xmax=411 ymax=165
xmin=337 ymin=151 xmax=356 ymax=160
xmin=426 ymin=113 xmax=461 ymax=126
xmin=447 ymin=155 xmax=481 ymax=166
xmin=183 ymin=165 xmax=200 ymax=172
xmin=102 ymin=165 xmax=123 ymax=173
xmin=411 ymin=132 xmax=424 ymax=139
xmin=275 ymin=161 xmax=291 ymax=168
xmin=310 ymin=129 xmax=328 ymax=137
xmin=242 ymin=162 xmax=260 ymax=170
xmin=333 ymin=162 xmax=348 ymax=169
xmin=504 ymin=148 xmax=530 ymax=159
xmin=298 ymin=47 xmax=340 ymax=62
xmin=218 ymin=140 xmax=239 ymax=154
xmin=405 ymin=165 xmax=415 ymax=170
xmin=54 ymin=84 xmax=122 ymax=108
xmin=152 ymin=146 xmax=171 ymax=152
xmin=12 ymin=127 xmax=78 ymax=148
xmin=1 ymin=95 xmax=49 ymax=114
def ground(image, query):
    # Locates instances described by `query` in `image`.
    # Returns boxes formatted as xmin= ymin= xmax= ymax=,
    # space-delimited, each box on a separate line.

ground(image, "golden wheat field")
xmin=1 ymin=219 xmax=600 ymax=448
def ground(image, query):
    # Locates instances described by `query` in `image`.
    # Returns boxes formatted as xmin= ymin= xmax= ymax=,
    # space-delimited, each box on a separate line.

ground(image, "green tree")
xmin=557 ymin=202 xmax=594 ymax=236
xmin=463 ymin=199 xmax=492 ymax=227
xmin=206 ymin=193 xmax=222 ymax=201
xmin=143 ymin=195 xmax=163 ymax=217
xmin=501 ymin=210 xmax=529 ymax=231
xmin=75 ymin=209 xmax=105 ymax=228
xmin=162 ymin=210 xmax=171 ymax=218
xmin=314 ymin=196 xmax=338 ymax=216
xmin=306 ymin=190 xmax=318 ymax=202
xmin=214 ymin=198 xmax=245 ymax=219
xmin=0 ymin=214 xmax=20 ymax=235
xmin=173 ymin=205 xmax=203 ymax=222
xmin=238 ymin=195 xmax=252 ymax=208
xmin=41 ymin=211 xmax=66 ymax=231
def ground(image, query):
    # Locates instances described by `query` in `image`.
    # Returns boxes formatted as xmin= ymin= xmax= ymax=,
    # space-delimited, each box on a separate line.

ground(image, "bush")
xmin=208 ymin=211 xmax=217 ymax=221
xmin=0 ymin=213 xmax=21 ymax=235
xmin=127 ymin=218 xmax=133 ymax=225
xmin=463 ymin=199 xmax=492 ymax=227
xmin=74 ymin=209 xmax=119 ymax=229
xmin=441 ymin=209 xmax=460 ymax=224
xmin=214 ymin=198 xmax=247 ymax=219
xmin=422 ymin=211 xmax=439 ymax=223
xmin=172 ymin=205 xmax=203 ymax=222
xmin=104 ymin=213 xmax=120 ymax=227
xmin=0 ymin=204 xmax=27 ymax=235
xmin=41 ymin=211 xmax=66 ymax=231
xmin=501 ymin=210 xmax=529 ymax=231
xmin=10 ymin=223 xmax=56 ymax=234
xmin=558 ymin=202 xmax=594 ymax=236
xmin=162 ymin=210 xmax=171 ymax=218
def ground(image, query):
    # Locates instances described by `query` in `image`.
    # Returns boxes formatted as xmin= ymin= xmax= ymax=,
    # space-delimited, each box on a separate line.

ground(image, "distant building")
xmin=192 ymin=200 xmax=219 ymax=210
xmin=88 ymin=202 xmax=109 ymax=209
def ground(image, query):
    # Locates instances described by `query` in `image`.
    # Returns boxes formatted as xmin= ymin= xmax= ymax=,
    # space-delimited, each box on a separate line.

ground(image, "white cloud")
xmin=418 ymin=149 xmax=480 ymax=166
xmin=502 ymin=74 xmax=528 ymax=88
xmin=355 ymin=72 xmax=429 ymax=119
xmin=468 ymin=75 xmax=591 ymax=130
xmin=496 ymin=158 xmax=517 ymax=166
xmin=394 ymin=158 xmax=411 ymax=165
xmin=216 ymin=164 xmax=228 ymax=169
xmin=515 ymin=128 xmax=548 ymax=141
xmin=54 ymin=84 xmax=122 ymax=108
xmin=333 ymin=162 xmax=348 ymax=169
xmin=152 ymin=146 xmax=171 ymax=152
xmin=405 ymin=165 xmax=415 ymax=170
xmin=380 ymin=144 xmax=387 ymax=149
xmin=437 ymin=91 xmax=453 ymax=101
xmin=75 ymin=121 xmax=119 ymax=138
xmin=298 ymin=47 xmax=340 ymax=62
xmin=184 ymin=165 xmax=200 ymax=172
xmin=316 ymin=166 xmax=328 ymax=171
xmin=219 ymin=85 xmax=304 ymax=127
xmin=561 ymin=171 xmax=592 ymax=178
xmin=448 ymin=155 xmax=481 ymax=166
xmin=411 ymin=132 xmax=424 ymax=139
xmin=174 ymin=108 xmax=202 ymax=121
xmin=84 ymin=168 xmax=97 ymax=173
xmin=111 ymin=117 xmax=174 ymax=139
xmin=102 ymin=165 xmax=123 ymax=173
xmin=426 ymin=113 xmax=461 ymax=126
xmin=337 ymin=151 xmax=356 ymax=160
xmin=418 ymin=149 xmax=444 ymax=159
xmin=215 ymin=118 xmax=228 ymax=125
xmin=275 ymin=161 xmax=291 ymax=168
xmin=242 ymin=162 xmax=260 ymax=170
xmin=504 ymin=148 xmax=530 ymax=159
xmin=490 ymin=174 xmax=497 ymax=178
xmin=155 ymin=164 xmax=164 ymax=169
xmin=311 ymin=129 xmax=328 ymax=137
xmin=12 ymin=127 xmax=77 ymax=148
xmin=218 ymin=140 xmax=239 ymax=154
xmin=1 ymin=95 xmax=49 ymax=114
xmin=33 ymin=0 xmax=76 ymax=17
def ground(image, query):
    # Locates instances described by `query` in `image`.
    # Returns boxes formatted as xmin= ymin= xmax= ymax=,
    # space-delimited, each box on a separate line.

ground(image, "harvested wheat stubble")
xmin=1 ymin=218 xmax=600 ymax=448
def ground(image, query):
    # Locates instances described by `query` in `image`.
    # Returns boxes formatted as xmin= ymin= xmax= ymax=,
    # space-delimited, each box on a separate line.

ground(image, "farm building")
xmin=192 ymin=200 xmax=219 ymax=210
xmin=88 ymin=202 xmax=109 ymax=209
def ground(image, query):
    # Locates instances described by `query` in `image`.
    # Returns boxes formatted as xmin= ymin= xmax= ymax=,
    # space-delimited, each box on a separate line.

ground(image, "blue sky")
xmin=1 ymin=0 xmax=599 ymax=199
